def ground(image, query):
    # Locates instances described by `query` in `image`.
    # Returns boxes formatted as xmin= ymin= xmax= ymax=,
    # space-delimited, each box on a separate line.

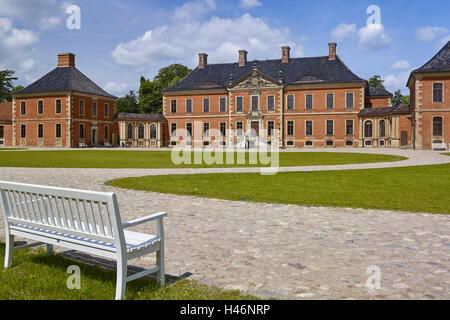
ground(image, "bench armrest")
xmin=122 ymin=212 xmax=167 ymax=229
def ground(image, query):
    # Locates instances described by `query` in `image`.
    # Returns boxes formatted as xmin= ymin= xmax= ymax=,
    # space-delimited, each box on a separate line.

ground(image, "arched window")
xmin=364 ymin=121 xmax=373 ymax=138
xmin=127 ymin=124 xmax=133 ymax=139
xmin=379 ymin=120 xmax=385 ymax=138
xmin=150 ymin=124 xmax=157 ymax=139
xmin=138 ymin=124 xmax=145 ymax=139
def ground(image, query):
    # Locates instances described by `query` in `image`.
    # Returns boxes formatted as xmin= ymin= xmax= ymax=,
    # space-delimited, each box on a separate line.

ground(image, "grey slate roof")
xmin=163 ymin=55 xmax=365 ymax=92
xmin=412 ymin=40 xmax=450 ymax=73
xmin=359 ymin=105 xmax=410 ymax=117
xmin=366 ymin=86 xmax=392 ymax=97
xmin=13 ymin=66 xmax=117 ymax=99
xmin=114 ymin=113 xmax=167 ymax=121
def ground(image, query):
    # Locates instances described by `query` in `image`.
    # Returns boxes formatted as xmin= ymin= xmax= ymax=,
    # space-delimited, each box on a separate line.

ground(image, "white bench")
xmin=79 ymin=142 xmax=87 ymax=148
xmin=432 ymin=141 xmax=447 ymax=151
xmin=0 ymin=181 xmax=167 ymax=300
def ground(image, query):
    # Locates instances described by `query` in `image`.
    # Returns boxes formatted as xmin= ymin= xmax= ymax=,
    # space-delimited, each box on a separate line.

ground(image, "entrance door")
xmin=93 ymin=129 xmax=98 ymax=145
xmin=401 ymin=131 xmax=408 ymax=146
xmin=251 ymin=121 xmax=259 ymax=137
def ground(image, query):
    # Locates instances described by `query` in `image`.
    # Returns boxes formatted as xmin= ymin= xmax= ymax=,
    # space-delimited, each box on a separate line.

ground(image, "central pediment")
xmin=229 ymin=70 xmax=282 ymax=90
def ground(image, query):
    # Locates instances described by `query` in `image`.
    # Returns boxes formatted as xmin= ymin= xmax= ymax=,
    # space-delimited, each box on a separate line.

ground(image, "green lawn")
xmin=0 ymin=244 xmax=255 ymax=300
xmin=0 ymin=148 xmax=27 ymax=151
xmin=107 ymin=164 xmax=450 ymax=214
xmin=0 ymin=150 xmax=406 ymax=168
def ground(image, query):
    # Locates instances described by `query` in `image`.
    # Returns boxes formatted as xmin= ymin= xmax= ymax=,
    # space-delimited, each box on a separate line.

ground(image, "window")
xmin=21 ymin=125 xmax=26 ymax=138
xmin=326 ymin=140 xmax=334 ymax=146
xmin=346 ymin=92 xmax=354 ymax=109
xmin=127 ymin=124 xmax=133 ymax=139
xmin=203 ymin=123 xmax=210 ymax=137
xmin=287 ymin=120 xmax=294 ymax=136
xmin=104 ymin=104 xmax=109 ymax=118
xmin=267 ymin=121 xmax=274 ymax=136
xmin=220 ymin=122 xmax=226 ymax=136
xmin=364 ymin=121 xmax=373 ymax=138
xmin=305 ymin=141 xmax=313 ymax=146
xmin=433 ymin=117 xmax=443 ymax=136
xmin=379 ymin=120 xmax=386 ymax=138
xmin=138 ymin=124 xmax=145 ymax=139
xmin=186 ymin=99 xmax=192 ymax=113
xmin=171 ymin=100 xmax=177 ymax=113
xmin=305 ymin=94 xmax=313 ymax=110
xmin=326 ymin=120 xmax=334 ymax=135
xmin=220 ymin=97 xmax=227 ymax=112
xmin=56 ymin=124 xmax=62 ymax=139
xmin=326 ymin=93 xmax=334 ymax=109
xmin=346 ymin=140 xmax=353 ymax=146
xmin=38 ymin=124 xmax=44 ymax=138
xmin=38 ymin=101 xmax=44 ymax=115
xmin=79 ymin=100 xmax=85 ymax=115
xmin=305 ymin=120 xmax=313 ymax=136
xmin=92 ymin=102 xmax=97 ymax=116
xmin=21 ymin=101 xmax=26 ymax=115
xmin=203 ymin=98 xmax=210 ymax=113
xmin=171 ymin=123 xmax=177 ymax=137
xmin=346 ymin=120 xmax=353 ymax=135
xmin=104 ymin=126 xmax=109 ymax=139
xmin=251 ymin=96 xmax=259 ymax=111
xmin=56 ymin=99 xmax=62 ymax=114
xmin=80 ymin=124 xmax=85 ymax=139
xmin=267 ymin=95 xmax=275 ymax=111
xmin=0 ymin=126 xmax=3 ymax=139
xmin=150 ymin=124 xmax=157 ymax=139
xmin=287 ymin=141 xmax=294 ymax=146
xmin=287 ymin=95 xmax=294 ymax=110
xmin=433 ymin=83 xmax=443 ymax=103
xmin=186 ymin=123 xmax=192 ymax=137
xmin=236 ymin=97 xmax=243 ymax=112
xmin=236 ymin=122 xmax=243 ymax=136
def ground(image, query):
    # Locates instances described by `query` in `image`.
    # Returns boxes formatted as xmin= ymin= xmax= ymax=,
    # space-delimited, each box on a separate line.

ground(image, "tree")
xmin=116 ymin=90 xmax=139 ymax=113
xmin=368 ymin=75 xmax=385 ymax=88
xmin=402 ymin=95 xmax=410 ymax=105
xmin=392 ymin=90 xmax=403 ymax=106
xmin=6 ymin=85 xmax=24 ymax=102
xmin=0 ymin=70 xmax=18 ymax=102
xmin=154 ymin=64 xmax=191 ymax=88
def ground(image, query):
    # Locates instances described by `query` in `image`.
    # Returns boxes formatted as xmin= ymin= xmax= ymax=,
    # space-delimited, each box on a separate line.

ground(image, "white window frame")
xmin=286 ymin=120 xmax=295 ymax=136
xmin=345 ymin=92 xmax=354 ymax=109
xmin=251 ymin=95 xmax=259 ymax=111
xmin=305 ymin=120 xmax=313 ymax=136
xmin=203 ymin=122 xmax=210 ymax=137
xmin=20 ymin=101 xmax=26 ymax=115
xmin=37 ymin=100 xmax=44 ymax=115
xmin=104 ymin=103 xmax=109 ymax=118
xmin=185 ymin=122 xmax=193 ymax=137
xmin=185 ymin=98 xmax=193 ymax=113
xmin=326 ymin=93 xmax=334 ymax=110
xmin=219 ymin=122 xmax=226 ymax=137
xmin=432 ymin=82 xmax=444 ymax=104
xmin=345 ymin=119 xmax=354 ymax=136
xmin=236 ymin=96 xmax=244 ymax=113
xmin=37 ymin=123 xmax=44 ymax=139
xmin=203 ymin=98 xmax=210 ymax=113
xmin=79 ymin=99 xmax=85 ymax=115
xmin=55 ymin=99 xmax=62 ymax=115
xmin=219 ymin=97 xmax=227 ymax=113
xmin=266 ymin=95 xmax=275 ymax=112
xmin=236 ymin=121 xmax=243 ymax=136
xmin=92 ymin=101 xmax=97 ymax=117
xmin=286 ymin=94 xmax=295 ymax=111
xmin=325 ymin=119 xmax=334 ymax=136
xmin=305 ymin=93 xmax=314 ymax=110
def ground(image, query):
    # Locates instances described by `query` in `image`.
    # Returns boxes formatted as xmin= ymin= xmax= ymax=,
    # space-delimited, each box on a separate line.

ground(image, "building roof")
xmin=0 ymin=102 xmax=12 ymax=123
xmin=13 ymin=66 xmax=117 ymax=99
xmin=412 ymin=40 xmax=450 ymax=74
xmin=114 ymin=113 xmax=167 ymax=121
xmin=366 ymin=86 xmax=392 ymax=97
xmin=358 ymin=104 xmax=410 ymax=117
xmin=163 ymin=55 xmax=365 ymax=92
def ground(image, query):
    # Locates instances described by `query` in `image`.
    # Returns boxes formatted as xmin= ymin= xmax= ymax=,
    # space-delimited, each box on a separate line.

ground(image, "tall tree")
xmin=154 ymin=64 xmax=191 ymax=88
xmin=368 ymin=75 xmax=385 ymax=88
xmin=402 ymin=95 xmax=410 ymax=105
xmin=392 ymin=89 xmax=404 ymax=106
xmin=0 ymin=70 xmax=18 ymax=102
xmin=116 ymin=90 xmax=139 ymax=113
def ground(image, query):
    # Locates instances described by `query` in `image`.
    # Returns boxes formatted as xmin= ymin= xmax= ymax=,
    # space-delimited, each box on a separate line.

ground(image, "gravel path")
xmin=0 ymin=148 xmax=449 ymax=300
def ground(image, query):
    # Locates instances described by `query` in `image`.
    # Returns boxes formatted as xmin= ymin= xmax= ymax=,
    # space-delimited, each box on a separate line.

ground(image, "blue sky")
xmin=0 ymin=0 xmax=449 ymax=96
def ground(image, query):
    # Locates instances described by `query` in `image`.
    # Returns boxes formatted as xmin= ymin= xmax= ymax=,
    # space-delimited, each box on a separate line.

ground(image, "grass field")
xmin=107 ymin=163 xmax=450 ymax=214
xmin=0 ymin=150 xmax=406 ymax=168
xmin=0 ymin=244 xmax=255 ymax=300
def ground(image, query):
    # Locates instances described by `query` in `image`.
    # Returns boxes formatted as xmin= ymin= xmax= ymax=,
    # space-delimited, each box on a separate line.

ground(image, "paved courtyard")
xmin=0 ymin=148 xmax=449 ymax=299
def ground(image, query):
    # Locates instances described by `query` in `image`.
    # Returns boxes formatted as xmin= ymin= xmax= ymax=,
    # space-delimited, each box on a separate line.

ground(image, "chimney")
xmin=58 ymin=53 xmax=75 ymax=67
xmin=281 ymin=46 xmax=290 ymax=63
xmin=328 ymin=43 xmax=337 ymax=60
xmin=239 ymin=50 xmax=248 ymax=67
xmin=198 ymin=53 xmax=208 ymax=69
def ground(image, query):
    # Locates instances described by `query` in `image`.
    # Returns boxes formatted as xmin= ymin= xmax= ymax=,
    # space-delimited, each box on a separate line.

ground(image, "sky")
xmin=0 ymin=0 xmax=449 ymax=96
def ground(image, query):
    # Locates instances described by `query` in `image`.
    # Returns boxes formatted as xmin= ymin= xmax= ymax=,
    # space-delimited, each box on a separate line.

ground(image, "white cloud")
xmin=4 ymin=28 xmax=39 ymax=49
xmin=331 ymin=23 xmax=357 ymax=41
xmin=0 ymin=18 xmax=12 ymax=34
xmin=383 ymin=71 xmax=411 ymax=93
xmin=19 ymin=58 xmax=35 ymax=72
xmin=240 ymin=0 xmax=262 ymax=9
xmin=438 ymin=34 xmax=450 ymax=48
xmin=357 ymin=23 xmax=391 ymax=50
xmin=415 ymin=26 xmax=448 ymax=42
xmin=112 ymin=0 xmax=302 ymax=68
xmin=0 ymin=0 xmax=68 ymax=30
xmin=391 ymin=60 xmax=411 ymax=70
xmin=104 ymin=82 xmax=128 ymax=93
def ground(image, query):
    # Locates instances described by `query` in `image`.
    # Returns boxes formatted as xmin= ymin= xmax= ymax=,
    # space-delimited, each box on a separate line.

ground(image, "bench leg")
xmin=4 ymin=235 xmax=14 ymax=268
xmin=156 ymin=247 xmax=165 ymax=286
xmin=46 ymin=244 xmax=54 ymax=255
xmin=115 ymin=258 xmax=127 ymax=300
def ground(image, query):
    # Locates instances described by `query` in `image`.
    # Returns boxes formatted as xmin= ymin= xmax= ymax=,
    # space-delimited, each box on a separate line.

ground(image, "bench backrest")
xmin=0 ymin=181 xmax=125 ymax=247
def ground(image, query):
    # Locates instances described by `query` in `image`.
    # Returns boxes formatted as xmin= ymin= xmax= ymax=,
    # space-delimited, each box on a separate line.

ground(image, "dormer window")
xmin=299 ymin=75 xmax=322 ymax=82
